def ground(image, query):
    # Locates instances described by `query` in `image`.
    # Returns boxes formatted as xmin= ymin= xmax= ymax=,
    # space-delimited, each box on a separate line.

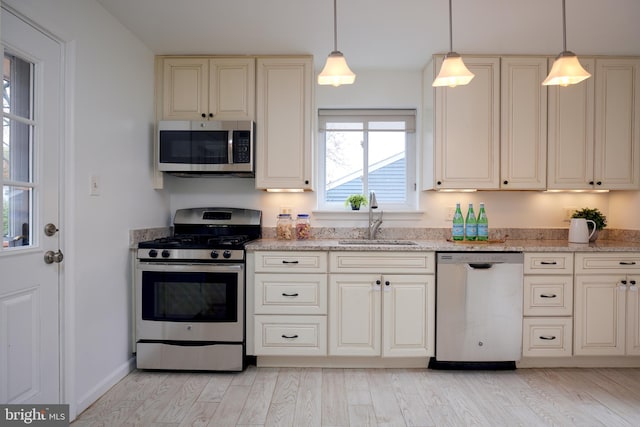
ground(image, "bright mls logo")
xmin=1 ymin=405 xmax=69 ymax=426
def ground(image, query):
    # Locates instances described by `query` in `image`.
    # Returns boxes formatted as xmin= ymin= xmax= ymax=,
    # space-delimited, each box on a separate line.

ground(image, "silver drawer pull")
xmin=282 ymin=292 xmax=299 ymax=297
xmin=619 ymin=261 xmax=636 ymax=265
xmin=540 ymin=261 xmax=558 ymax=265
xmin=281 ymin=334 xmax=299 ymax=339
xmin=282 ymin=260 xmax=299 ymax=264
xmin=539 ymin=335 xmax=556 ymax=340
xmin=540 ymin=293 xmax=557 ymax=298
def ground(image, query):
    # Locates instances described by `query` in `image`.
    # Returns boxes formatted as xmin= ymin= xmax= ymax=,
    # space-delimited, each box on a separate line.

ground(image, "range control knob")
xmin=148 ymin=249 xmax=158 ymax=258
xmin=223 ymin=250 xmax=232 ymax=259
xmin=210 ymin=251 xmax=220 ymax=259
xmin=161 ymin=250 xmax=171 ymax=258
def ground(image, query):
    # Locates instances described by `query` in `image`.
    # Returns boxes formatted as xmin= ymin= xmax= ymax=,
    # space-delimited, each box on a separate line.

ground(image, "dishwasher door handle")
xmin=468 ymin=263 xmax=496 ymax=269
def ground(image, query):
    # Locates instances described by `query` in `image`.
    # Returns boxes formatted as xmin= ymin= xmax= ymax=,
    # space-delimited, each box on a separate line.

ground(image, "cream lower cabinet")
xmin=574 ymin=253 xmax=640 ymax=356
xmin=252 ymin=251 xmax=328 ymax=356
xmin=328 ymin=252 xmax=435 ymax=357
xmin=522 ymin=253 xmax=574 ymax=357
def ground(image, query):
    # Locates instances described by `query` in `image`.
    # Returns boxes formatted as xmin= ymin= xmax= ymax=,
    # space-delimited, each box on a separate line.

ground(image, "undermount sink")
xmin=338 ymin=239 xmax=418 ymax=246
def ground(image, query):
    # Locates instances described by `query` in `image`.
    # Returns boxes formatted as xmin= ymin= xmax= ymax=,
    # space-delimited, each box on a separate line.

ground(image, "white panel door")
xmin=1 ymin=8 xmax=62 ymax=403
xmin=382 ymin=274 xmax=434 ymax=358
xmin=329 ymin=274 xmax=381 ymax=356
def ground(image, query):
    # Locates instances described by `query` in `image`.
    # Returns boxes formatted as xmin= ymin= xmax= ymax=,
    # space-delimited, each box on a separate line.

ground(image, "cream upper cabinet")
xmin=548 ymin=58 xmax=640 ymax=190
xmin=160 ymin=56 xmax=255 ymax=121
xmin=500 ymin=57 xmax=548 ymax=190
xmin=594 ymin=58 xmax=640 ymax=190
xmin=431 ymin=56 xmax=500 ymax=190
xmin=255 ymin=56 xmax=313 ymax=190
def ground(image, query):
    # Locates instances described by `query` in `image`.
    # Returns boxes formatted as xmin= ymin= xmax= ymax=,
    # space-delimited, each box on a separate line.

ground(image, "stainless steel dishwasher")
xmin=430 ymin=252 xmax=524 ymax=369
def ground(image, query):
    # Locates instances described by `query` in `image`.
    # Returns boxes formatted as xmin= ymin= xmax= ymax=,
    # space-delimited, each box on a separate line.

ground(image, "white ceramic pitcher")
xmin=568 ymin=218 xmax=596 ymax=243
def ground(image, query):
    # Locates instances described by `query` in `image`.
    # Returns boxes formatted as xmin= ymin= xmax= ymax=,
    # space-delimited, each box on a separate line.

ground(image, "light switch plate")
xmin=90 ymin=175 xmax=100 ymax=196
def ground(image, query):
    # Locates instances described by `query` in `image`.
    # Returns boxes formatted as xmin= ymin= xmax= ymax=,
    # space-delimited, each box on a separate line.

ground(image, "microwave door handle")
xmin=228 ymin=131 xmax=234 ymax=164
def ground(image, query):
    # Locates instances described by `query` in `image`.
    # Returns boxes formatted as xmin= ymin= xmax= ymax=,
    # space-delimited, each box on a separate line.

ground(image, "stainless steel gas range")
xmin=135 ymin=207 xmax=261 ymax=371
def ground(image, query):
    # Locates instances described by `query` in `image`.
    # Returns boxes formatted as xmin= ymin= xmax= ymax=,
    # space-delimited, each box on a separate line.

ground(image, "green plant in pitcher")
xmin=571 ymin=207 xmax=607 ymax=230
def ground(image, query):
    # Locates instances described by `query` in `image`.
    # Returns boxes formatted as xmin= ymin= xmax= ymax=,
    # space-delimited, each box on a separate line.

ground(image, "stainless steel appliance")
xmin=135 ymin=207 xmax=261 ymax=371
xmin=158 ymin=120 xmax=254 ymax=175
xmin=430 ymin=252 xmax=524 ymax=369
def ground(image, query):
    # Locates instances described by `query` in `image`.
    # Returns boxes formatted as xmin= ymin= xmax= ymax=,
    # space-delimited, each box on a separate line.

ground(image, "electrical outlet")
xmin=445 ymin=206 xmax=456 ymax=221
xmin=564 ymin=207 xmax=577 ymax=221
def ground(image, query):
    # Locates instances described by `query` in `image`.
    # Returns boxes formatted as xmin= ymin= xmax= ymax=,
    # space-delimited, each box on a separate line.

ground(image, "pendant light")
xmin=432 ymin=0 xmax=474 ymax=88
xmin=318 ymin=0 xmax=356 ymax=87
xmin=542 ymin=0 xmax=591 ymax=86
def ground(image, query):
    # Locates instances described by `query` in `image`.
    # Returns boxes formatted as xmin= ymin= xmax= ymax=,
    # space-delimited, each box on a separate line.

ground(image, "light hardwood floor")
xmin=71 ymin=366 xmax=640 ymax=426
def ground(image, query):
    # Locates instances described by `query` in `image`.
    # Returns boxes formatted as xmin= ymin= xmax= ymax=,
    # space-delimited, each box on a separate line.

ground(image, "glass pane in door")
xmin=3 ymin=53 xmax=34 ymax=250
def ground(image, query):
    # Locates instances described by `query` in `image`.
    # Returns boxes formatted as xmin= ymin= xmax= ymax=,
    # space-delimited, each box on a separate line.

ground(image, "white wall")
xmin=4 ymin=0 xmax=170 ymax=418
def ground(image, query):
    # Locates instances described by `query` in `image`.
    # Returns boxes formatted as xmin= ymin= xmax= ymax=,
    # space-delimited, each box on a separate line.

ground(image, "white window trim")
xmin=316 ymin=109 xmax=418 ymax=213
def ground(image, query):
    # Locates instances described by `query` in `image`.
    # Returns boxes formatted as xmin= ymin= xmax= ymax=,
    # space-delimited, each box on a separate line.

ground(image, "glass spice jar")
xmin=276 ymin=213 xmax=293 ymax=240
xmin=295 ymin=213 xmax=311 ymax=240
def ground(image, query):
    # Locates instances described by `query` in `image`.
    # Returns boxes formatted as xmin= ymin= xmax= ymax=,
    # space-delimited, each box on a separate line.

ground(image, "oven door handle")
xmin=137 ymin=262 xmax=244 ymax=272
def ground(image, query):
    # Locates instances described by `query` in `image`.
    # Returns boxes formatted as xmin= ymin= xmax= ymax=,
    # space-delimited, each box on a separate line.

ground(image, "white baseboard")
xmin=74 ymin=356 xmax=136 ymax=418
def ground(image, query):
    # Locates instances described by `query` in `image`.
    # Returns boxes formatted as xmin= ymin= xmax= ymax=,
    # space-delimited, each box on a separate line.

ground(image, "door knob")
xmin=44 ymin=223 xmax=59 ymax=236
xmin=44 ymin=250 xmax=64 ymax=264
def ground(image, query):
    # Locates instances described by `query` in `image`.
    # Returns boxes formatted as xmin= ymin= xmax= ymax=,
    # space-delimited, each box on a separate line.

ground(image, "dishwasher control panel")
xmin=437 ymin=251 xmax=523 ymax=265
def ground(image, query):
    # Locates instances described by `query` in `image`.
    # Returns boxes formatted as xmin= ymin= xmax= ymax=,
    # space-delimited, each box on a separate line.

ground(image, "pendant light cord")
xmin=561 ymin=0 xmax=567 ymax=51
xmin=448 ymin=0 xmax=453 ymax=52
xmin=333 ymin=0 xmax=338 ymax=52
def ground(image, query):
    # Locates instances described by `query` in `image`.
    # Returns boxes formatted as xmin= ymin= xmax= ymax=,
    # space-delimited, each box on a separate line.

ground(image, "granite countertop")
xmin=246 ymin=238 xmax=640 ymax=252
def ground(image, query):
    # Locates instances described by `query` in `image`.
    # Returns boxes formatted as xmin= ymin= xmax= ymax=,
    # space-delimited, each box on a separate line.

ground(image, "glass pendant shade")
xmin=318 ymin=51 xmax=356 ymax=87
xmin=542 ymin=51 xmax=591 ymax=86
xmin=432 ymin=53 xmax=475 ymax=87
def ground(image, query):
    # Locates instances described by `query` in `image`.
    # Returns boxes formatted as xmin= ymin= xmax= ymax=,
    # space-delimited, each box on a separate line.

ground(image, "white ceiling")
xmin=96 ymin=0 xmax=640 ymax=71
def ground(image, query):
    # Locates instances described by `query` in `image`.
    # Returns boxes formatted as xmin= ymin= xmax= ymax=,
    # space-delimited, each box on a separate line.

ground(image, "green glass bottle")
xmin=452 ymin=203 xmax=464 ymax=241
xmin=465 ymin=203 xmax=477 ymax=241
xmin=477 ymin=202 xmax=488 ymax=241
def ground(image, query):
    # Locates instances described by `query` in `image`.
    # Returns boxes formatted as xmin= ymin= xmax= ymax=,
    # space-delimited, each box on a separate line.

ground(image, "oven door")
xmin=135 ymin=262 xmax=244 ymax=342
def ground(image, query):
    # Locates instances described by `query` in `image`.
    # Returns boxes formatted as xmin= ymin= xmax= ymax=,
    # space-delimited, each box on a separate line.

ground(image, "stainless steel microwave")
xmin=157 ymin=120 xmax=254 ymax=175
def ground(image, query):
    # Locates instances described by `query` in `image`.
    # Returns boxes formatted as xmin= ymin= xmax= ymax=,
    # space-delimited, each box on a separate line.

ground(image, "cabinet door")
xmin=209 ymin=58 xmax=255 ymax=120
xmin=255 ymin=56 xmax=313 ymax=190
xmin=574 ymin=275 xmax=626 ymax=355
xmin=594 ymin=58 xmax=640 ymax=189
xmin=162 ymin=57 xmax=209 ymax=120
xmin=547 ymin=58 xmax=595 ymax=190
xmin=500 ymin=57 xmax=547 ymax=189
xmin=382 ymin=275 xmax=434 ymax=357
xmin=329 ymin=274 xmax=381 ymax=356
xmin=434 ymin=56 xmax=500 ymax=189
xmin=627 ymin=276 xmax=640 ymax=355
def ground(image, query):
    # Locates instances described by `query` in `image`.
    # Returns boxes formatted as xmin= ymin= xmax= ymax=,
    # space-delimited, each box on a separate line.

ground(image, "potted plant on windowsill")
xmin=345 ymin=194 xmax=368 ymax=210
xmin=571 ymin=207 xmax=607 ymax=242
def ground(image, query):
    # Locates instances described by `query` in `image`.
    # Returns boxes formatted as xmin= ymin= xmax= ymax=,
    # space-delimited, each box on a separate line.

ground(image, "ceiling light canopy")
xmin=318 ymin=0 xmax=355 ymax=87
xmin=433 ymin=0 xmax=474 ymax=88
xmin=542 ymin=0 xmax=591 ymax=86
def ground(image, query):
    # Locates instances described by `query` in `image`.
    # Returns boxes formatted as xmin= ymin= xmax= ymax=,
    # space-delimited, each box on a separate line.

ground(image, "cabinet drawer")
xmin=254 ymin=273 xmax=327 ymax=315
xmin=575 ymin=253 xmax=640 ymax=274
xmin=524 ymin=253 xmax=573 ymax=274
xmin=523 ymin=318 xmax=572 ymax=357
xmin=254 ymin=251 xmax=327 ymax=273
xmin=254 ymin=315 xmax=327 ymax=356
xmin=330 ymin=251 xmax=435 ymax=274
xmin=523 ymin=276 xmax=573 ymax=316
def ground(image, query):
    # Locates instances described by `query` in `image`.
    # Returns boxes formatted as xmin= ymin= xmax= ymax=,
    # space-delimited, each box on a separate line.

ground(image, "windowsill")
xmin=311 ymin=210 xmax=425 ymax=221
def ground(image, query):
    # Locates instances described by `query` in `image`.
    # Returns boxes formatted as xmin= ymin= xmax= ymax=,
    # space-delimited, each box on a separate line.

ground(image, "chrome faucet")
xmin=368 ymin=191 xmax=383 ymax=239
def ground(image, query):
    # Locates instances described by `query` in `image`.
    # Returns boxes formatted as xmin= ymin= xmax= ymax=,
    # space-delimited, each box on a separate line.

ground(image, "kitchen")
xmin=2 ymin=0 xmax=640 ymax=424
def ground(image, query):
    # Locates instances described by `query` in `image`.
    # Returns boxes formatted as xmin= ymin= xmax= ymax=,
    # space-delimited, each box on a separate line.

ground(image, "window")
xmin=318 ymin=109 xmax=416 ymax=210
xmin=2 ymin=53 xmax=34 ymax=249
